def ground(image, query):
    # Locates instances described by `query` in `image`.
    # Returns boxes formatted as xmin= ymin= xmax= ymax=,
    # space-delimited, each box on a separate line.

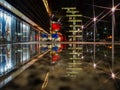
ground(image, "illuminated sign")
xmin=52 ymin=22 xmax=61 ymax=31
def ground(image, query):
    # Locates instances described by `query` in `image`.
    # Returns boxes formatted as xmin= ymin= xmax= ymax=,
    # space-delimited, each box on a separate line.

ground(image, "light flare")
xmin=93 ymin=17 xmax=97 ymax=22
xmin=111 ymin=72 xmax=115 ymax=79
xmin=111 ymin=7 xmax=116 ymax=12
xmin=93 ymin=63 xmax=96 ymax=69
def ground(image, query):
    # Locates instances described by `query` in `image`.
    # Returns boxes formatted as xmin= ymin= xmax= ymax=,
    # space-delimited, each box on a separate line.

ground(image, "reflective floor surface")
xmin=0 ymin=42 xmax=120 ymax=90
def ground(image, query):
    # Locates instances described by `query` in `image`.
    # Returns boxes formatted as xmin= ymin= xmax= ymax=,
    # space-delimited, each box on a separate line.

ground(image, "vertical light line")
xmin=94 ymin=42 xmax=96 ymax=67
xmin=112 ymin=0 xmax=115 ymax=70
xmin=112 ymin=0 xmax=115 ymax=43
xmin=92 ymin=0 xmax=96 ymax=68
xmin=93 ymin=0 xmax=96 ymax=42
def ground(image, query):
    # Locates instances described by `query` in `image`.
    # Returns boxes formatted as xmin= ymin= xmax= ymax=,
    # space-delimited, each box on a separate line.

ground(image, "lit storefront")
xmin=0 ymin=8 xmax=41 ymax=43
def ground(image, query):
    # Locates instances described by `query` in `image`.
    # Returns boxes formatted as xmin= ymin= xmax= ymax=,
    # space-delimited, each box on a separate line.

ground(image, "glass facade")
xmin=0 ymin=9 xmax=12 ymax=42
xmin=0 ymin=8 xmax=43 ymax=43
xmin=0 ymin=43 xmax=46 ymax=76
xmin=0 ymin=44 xmax=13 ymax=76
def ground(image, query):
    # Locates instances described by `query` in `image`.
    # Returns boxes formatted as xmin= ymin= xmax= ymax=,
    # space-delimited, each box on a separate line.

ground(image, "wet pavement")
xmin=0 ymin=43 xmax=120 ymax=90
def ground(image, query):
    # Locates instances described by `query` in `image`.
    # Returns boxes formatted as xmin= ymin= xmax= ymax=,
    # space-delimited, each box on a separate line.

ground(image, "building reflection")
xmin=50 ymin=44 xmax=66 ymax=64
xmin=0 ymin=43 xmax=120 ymax=89
xmin=0 ymin=44 xmax=12 ymax=76
xmin=0 ymin=43 xmax=49 ymax=77
xmin=66 ymin=44 xmax=83 ymax=77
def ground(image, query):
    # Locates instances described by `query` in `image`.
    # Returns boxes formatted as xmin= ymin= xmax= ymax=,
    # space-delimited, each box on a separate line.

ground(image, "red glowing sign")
xmin=58 ymin=33 xmax=63 ymax=41
xmin=52 ymin=53 xmax=60 ymax=62
xmin=52 ymin=23 xmax=61 ymax=31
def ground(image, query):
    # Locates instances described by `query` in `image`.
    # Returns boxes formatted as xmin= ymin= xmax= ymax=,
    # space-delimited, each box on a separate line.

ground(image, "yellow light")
xmin=42 ymin=0 xmax=51 ymax=16
xmin=108 ymin=46 xmax=112 ymax=49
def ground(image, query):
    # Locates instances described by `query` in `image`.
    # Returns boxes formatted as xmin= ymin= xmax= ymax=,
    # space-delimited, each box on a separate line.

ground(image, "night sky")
xmin=51 ymin=0 xmax=120 ymax=21
xmin=5 ymin=0 xmax=50 ymax=32
xmin=51 ymin=0 xmax=120 ymax=39
xmin=5 ymin=0 xmax=120 ymax=39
